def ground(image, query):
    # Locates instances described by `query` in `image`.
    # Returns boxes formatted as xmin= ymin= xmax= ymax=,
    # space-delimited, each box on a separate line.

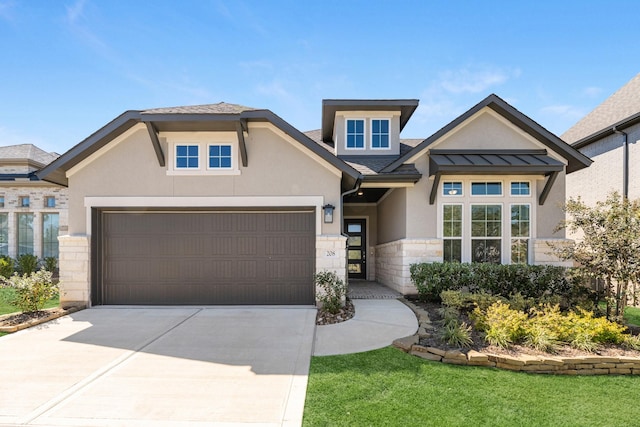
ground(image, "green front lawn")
xmin=624 ymin=305 xmax=640 ymax=327
xmin=304 ymin=347 xmax=640 ymax=426
xmin=0 ymin=288 xmax=59 ymax=337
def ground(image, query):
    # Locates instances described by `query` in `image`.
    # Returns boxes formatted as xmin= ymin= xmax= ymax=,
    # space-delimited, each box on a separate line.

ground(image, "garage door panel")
xmin=99 ymin=211 xmax=315 ymax=305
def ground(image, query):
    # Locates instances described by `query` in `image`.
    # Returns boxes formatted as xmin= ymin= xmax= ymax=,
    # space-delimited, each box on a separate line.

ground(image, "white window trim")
xmin=369 ymin=118 xmax=391 ymax=150
xmin=441 ymin=203 xmax=464 ymax=262
xmin=442 ymin=181 xmax=464 ymax=197
xmin=345 ymin=118 xmax=366 ymax=151
xmin=206 ymin=143 xmax=235 ymax=171
xmin=510 ymin=180 xmax=532 ymax=197
xmin=167 ymin=139 xmax=241 ymax=176
xmin=470 ymin=180 xmax=504 ymax=197
xmin=470 ymin=202 xmax=504 ymax=264
xmin=174 ymin=143 xmax=202 ymax=171
xmin=509 ymin=203 xmax=532 ymax=264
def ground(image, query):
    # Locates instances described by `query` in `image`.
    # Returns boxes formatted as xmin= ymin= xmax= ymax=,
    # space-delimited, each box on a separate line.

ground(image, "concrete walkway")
xmin=0 ymin=306 xmax=316 ymax=427
xmin=313 ymin=299 xmax=418 ymax=356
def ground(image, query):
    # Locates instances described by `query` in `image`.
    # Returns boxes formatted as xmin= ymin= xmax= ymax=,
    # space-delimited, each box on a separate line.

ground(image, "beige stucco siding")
xmin=377 ymin=188 xmax=407 ymax=244
xmin=405 ymin=155 xmax=437 ymax=238
xmin=66 ymin=124 xmax=343 ymax=235
xmin=334 ymin=111 xmax=401 ymax=156
xmin=433 ymin=110 xmax=548 ymax=151
xmin=536 ymin=171 xmax=566 ymax=238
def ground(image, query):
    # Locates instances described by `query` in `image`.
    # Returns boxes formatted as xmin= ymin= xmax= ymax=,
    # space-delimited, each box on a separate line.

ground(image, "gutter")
xmin=340 ymin=177 xmax=362 ymax=235
xmin=612 ymin=126 xmax=629 ymax=199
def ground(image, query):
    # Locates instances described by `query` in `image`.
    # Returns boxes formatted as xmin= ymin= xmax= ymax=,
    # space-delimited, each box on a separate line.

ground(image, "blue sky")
xmin=0 ymin=0 xmax=638 ymax=153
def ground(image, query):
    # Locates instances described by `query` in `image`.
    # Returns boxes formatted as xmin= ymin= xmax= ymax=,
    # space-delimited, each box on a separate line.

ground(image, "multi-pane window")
xmin=346 ymin=119 xmax=365 ymax=149
xmin=511 ymin=182 xmax=530 ymax=196
xmin=443 ymin=182 xmax=463 ymax=196
xmin=42 ymin=213 xmax=59 ymax=259
xmin=371 ymin=119 xmax=390 ymax=148
xmin=175 ymin=145 xmax=199 ymax=169
xmin=511 ymin=204 xmax=530 ymax=264
xmin=19 ymin=196 xmax=30 ymax=207
xmin=443 ymin=204 xmax=462 ymax=262
xmin=0 ymin=213 xmax=7 ymax=256
xmin=208 ymin=145 xmax=232 ymax=169
xmin=471 ymin=205 xmax=502 ymax=263
xmin=471 ymin=182 xmax=502 ymax=196
xmin=45 ymin=196 xmax=56 ymax=208
xmin=17 ymin=213 xmax=34 ymax=255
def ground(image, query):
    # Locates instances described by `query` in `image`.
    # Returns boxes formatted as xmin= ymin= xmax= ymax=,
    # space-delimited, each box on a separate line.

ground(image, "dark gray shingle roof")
xmin=562 ymin=73 xmax=640 ymax=143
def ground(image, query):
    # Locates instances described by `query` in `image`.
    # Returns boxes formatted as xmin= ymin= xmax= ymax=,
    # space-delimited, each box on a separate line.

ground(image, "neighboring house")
xmin=0 ymin=144 xmax=68 ymax=260
xmin=37 ymin=95 xmax=591 ymax=308
xmin=564 ymin=73 xmax=640 ymax=205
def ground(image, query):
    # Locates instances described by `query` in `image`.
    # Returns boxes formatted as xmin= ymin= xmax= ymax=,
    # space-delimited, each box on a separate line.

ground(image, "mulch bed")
xmin=316 ymin=299 xmax=355 ymax=325
xmin=0 ymin=306 xmax=84 ymax=333
xmin=1 ymin=310 xmax=54 ymax=326
xmin=414 ymin=299 xmax=640 ymax=358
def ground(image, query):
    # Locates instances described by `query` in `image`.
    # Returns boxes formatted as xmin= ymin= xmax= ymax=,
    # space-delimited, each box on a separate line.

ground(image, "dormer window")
xmin=371 ymin=119 xmax=390 ymax=149
xmin=346 ymin=119 xmax=365 ymax=149
xmin=176 ymin=145 xmax=199 ymax=169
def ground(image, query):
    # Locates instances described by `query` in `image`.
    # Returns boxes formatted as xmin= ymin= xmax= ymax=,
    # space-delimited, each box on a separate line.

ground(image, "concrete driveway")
xmin=0 ymin=306 xmax=316 ymax=427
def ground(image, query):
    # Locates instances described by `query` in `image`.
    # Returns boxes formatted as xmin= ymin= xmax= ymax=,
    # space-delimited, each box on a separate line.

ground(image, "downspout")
xmin=613 ymin=126 xmax=629 ymax=199
xmin=340 ymin=176 xmax=363 ymax=235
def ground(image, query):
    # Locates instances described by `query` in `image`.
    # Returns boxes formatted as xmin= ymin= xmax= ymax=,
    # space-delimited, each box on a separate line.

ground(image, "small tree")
xmin=552 ymin=192 xmax=640 ymax=321
xmin=314 ymin=270 xmax=347 ymax=314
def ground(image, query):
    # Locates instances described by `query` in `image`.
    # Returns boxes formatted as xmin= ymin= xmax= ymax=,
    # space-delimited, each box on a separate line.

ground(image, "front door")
xmin=345 ymin=219 xmax=366 ymax=279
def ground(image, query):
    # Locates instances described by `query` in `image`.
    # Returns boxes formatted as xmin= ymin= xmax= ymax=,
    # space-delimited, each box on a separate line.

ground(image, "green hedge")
xmin=410 ymin=262 xmax=583 ymax=303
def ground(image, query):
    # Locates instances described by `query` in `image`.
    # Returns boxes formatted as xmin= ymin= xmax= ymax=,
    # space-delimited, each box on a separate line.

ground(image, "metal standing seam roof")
xmin=428 ymin=149 xmax=564 ymax=175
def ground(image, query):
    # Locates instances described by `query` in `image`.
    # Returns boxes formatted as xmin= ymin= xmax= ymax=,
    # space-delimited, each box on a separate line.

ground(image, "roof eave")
xmin=571 ymin=112 xmax=640 ymax=149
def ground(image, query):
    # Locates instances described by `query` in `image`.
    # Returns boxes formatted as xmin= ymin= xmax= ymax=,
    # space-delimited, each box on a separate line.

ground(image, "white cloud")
xmin=539 ymin=104 xmax=585 ymax=120
xmin=438 ymin=66 xmax=520 ymax=94
xmin=65 ymin=0 xmax=86 ymax=25
xmin=582 ymin=86 xmax=603 ymax=97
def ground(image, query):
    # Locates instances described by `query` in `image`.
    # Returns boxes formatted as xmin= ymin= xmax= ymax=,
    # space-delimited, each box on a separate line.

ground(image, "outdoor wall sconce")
xmin=323 ymin=204 xmax=335 ymax=223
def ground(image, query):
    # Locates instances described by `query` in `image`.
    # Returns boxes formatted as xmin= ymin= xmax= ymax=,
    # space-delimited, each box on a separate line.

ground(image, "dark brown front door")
xmin=345 ymin=218 xmax=366 ymax=279
xmin=96 ymin=210 xmax=315 ymax=305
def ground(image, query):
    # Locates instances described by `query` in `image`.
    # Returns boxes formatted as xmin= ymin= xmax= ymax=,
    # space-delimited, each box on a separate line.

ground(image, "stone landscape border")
xmin=394 ymin=299 xmax=640 ymax=375
xmin=0 ymin=305 xmax=85 ymax=333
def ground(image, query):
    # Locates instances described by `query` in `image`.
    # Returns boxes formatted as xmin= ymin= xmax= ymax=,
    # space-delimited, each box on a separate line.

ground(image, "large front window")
xmin=511 ymin=204 xmax=530 ymax=263
xmin=371 ymin=119 xmax=389 ymax=149
xmin=443 ymin=204 xmax=462 ymax=262
xmin=346 ymin=119 xmax=365 ymax=149
xmin=471 ymin=205 xmax=502 ymax=263
xmin=17 ymin=213 xmax=34 ymax=255
xmin=42 ymin=213 xmax=59 ymax=259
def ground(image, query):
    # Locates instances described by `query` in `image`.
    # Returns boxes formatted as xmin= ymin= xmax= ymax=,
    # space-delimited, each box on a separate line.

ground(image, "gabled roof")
xmin=321 ymin=99 xmax=419 ymax=143
xmin=562 ymin=73 xmax=640 ymax=142
xmin=562 ymin=73 xmax=640 ymax=148
xmin=36 ymin=104 xmax=362 ymax=187
xmin=381 ymin=94 xmax=592 ymax=174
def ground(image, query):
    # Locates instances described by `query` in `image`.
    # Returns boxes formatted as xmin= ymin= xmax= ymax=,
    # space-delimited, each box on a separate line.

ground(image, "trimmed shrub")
xmin=0 ymin=255 xmax=14 ymax=278
xmin=2 ymin=269 xmax=58 ymax=313
xmin=43 ymin=257 xmax=58 ymax=274
xmin=16 ymin=254 xmax=39 ymax=275
xmin=314 ymin=270 xmax=347 ymax=314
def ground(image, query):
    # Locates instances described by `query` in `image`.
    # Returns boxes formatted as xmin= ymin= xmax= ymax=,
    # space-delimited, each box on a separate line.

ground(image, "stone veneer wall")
xmin=58 ymin=235 xmax=91 ymax=308
xmin=0 ymin=185 xmax=68 ymax=258
xmin=375 ymin=239 xmax=442 ymax=295
xmin=315 ymin=235 xmax=348 ymax=302
xmin=532 ymin=238 xmax=573 ymax=267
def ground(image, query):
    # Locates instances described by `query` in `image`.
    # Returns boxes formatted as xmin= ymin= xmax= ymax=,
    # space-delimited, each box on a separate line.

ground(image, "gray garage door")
xmin=99 ymin=211 xmax=315 ymax=305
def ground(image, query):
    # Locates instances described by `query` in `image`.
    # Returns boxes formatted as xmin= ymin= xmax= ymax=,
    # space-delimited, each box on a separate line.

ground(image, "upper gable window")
xmin=176 ymin=145 xmax=199 ymax=169
xmin=471 ymin=182 xmax=502 ymax=196
xmin=371 ymin=119 xmax=390 ymax=149
xmin=346 ymin=119 xmax=365 ymax=149
xmin=208 ymin=144 xmax=232 ymax=169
